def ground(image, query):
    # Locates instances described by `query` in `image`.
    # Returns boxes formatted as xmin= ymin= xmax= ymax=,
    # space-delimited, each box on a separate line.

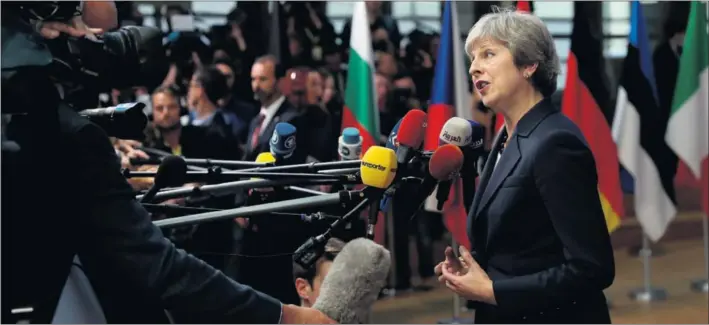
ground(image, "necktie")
xmin=250 ymin=113 xmax=266 ymax=150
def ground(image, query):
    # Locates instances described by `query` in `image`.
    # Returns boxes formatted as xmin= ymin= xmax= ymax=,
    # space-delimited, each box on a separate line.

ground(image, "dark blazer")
xmin=468 ymin=98 xmax=615 ymax=324
xmin=5 ymin=105 xmax=283 ymax=323
xmin=243 ymin=99 xmax=305 ymax=163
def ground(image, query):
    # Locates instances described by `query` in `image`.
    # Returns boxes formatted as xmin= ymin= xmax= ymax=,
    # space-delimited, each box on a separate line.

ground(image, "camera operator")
xmin=210 ymin=7 xmax=257 ymax=104
xmin=402 ymin=30 xmax=435 ymax=103
xmin=286 ymin=1 xmax=338 ymax=67
xmin=1 ymin=3 xmax=334 ymax=324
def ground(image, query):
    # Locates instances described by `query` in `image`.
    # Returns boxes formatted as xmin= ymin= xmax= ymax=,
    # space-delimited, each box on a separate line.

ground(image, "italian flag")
xmin=342 ymin=1 xmax=379 ymax=154
xmin=666 ymin=1 xmax=708 ymax=217
xmin=666 ymin=1 xmax=708 ymax=179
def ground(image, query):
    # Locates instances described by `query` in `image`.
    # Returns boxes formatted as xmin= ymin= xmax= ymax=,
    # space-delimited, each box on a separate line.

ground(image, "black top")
xmin=468 ymin=98 xmax=615 ymax=323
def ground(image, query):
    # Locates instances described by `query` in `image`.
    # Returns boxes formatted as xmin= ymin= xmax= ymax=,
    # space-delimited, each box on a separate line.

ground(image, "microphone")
xmin=338 ymin=127 xmax=363 ymax=161
xmin=78 ymin=102 xmax=148 ymax=140
xmin=359 ymin=146 xmax=398 ymax=190
xmin=360 ymin=146 xmax=398 ymax=239
xmin=435 ymin=118 xmax=484 ymax=209
xmin=292 ymin=145 xmax=399 ymax=268
xmin=429 ymin=144 xmax=465 ymax=181
xmin=385 ymin=119 xmax=402 ymax=151
xmin=252 ymin=152 xmax=278 ymax=193
xmin=269 ymin=122 xmax=297 ymax=162
xmin=378 ymin=110 xmax=426 ymax=213
xmin=312 ymin=238 xmax=391 ymax=324
xmin=139 ymin=155 xmax=188 ymax=203
xmin=395 ymin=109 xmax=427 ymax=165
xmin=438 ymin=117 xmax=485 ymax=149
xmin=389 ymin=143 xmax=465 ymax=221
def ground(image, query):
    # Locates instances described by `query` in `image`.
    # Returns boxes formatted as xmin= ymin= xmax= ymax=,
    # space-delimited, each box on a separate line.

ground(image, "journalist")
xmin=2 ymin=7 xmax=334 ymax=324
xmin=435 ymin=8 xmax=615 ymax=324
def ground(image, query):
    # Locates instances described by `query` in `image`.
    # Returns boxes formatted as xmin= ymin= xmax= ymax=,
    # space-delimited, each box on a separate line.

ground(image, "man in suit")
xmin=436 ymin=10 xmax=614 ymax=324
xmin=2 ymin=9 xmax=334 ymax=324
xmin=244 ymin=55 xmax=306 ymax=163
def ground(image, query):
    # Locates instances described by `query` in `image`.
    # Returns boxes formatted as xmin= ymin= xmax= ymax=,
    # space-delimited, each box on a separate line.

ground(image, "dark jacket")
xmin=243 ymin=99 xmax=307 ymax=163
xmin=468 ymin=98 xmax=615 ymax=324
xmin=4 ymin=105 xmax=282 ymax=323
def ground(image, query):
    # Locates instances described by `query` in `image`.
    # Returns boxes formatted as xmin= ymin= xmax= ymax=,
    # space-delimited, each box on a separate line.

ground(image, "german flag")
xmin=493 ymin=1 xmax=535 ymax=132
xmin=561 ymin=2 xmax=625 ymax=232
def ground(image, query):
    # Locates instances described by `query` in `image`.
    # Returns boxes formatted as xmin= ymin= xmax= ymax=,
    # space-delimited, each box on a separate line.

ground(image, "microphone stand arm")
xmin=152 ymin=189 xmax=365 ymax=229
xmin=293 ymin=187 xmax=380 ymax=268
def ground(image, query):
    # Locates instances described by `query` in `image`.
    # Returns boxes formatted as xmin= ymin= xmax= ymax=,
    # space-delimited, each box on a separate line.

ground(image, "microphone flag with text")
xmin=313 ymin=238 xmax=391 ymax=324
xmin=359 ymin=146 xmax=397 ymax=240
xmin=270 ymin=122 xmax=297 ymax=162
xmin=338 ymin=127 xmax=363 ymax=161
xmin=434 ymin=117 xmax=485 ymax=210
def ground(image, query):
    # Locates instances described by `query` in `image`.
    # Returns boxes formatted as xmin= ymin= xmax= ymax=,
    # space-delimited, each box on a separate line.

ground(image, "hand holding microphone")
xmin=281 ymin=305 xmax=337 ymax=324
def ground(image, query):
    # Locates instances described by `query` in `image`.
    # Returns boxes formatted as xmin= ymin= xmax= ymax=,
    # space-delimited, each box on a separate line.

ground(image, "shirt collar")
xmin=261 ymin=95 xmax=285 ymax=121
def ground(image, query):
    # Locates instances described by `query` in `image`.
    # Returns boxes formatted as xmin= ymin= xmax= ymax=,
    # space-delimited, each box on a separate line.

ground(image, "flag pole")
xmin=690 ymin=215 xmax=709 ymax=293
xmin=629 ymin=233 xmax=668 ymax=302
xmin=437 ymin=237 xmax=474 ymax=324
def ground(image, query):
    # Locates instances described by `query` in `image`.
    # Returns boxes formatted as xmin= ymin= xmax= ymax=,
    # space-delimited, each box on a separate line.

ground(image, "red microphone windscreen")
xmin=397 ymin=109 xmax=427 ymax=148
xmin=428 ymin=144 xmax=464 ymax=181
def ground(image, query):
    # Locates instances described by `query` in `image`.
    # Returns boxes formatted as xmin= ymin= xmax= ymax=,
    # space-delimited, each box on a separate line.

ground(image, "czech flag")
xmin=424 ymin=0 xmax=473 ymax=248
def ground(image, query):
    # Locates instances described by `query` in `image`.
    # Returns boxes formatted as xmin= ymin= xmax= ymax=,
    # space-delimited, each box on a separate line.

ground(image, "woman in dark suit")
xmin=434 ymin=8 xmax=615 ymax=324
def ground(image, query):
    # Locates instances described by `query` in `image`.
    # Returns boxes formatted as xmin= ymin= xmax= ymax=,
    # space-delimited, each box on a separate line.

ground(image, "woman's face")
xmin=322 ymin=76 xmax=335 ymax=104
xmin=468 ymin=38 xmax=529 ymax=111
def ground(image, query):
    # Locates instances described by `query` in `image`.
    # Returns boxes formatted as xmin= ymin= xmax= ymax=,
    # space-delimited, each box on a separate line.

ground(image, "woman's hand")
xmin=438 ymin=246 xmax=497 ymax=305
xmin=435 ymin=246 xmax=468 ymax=278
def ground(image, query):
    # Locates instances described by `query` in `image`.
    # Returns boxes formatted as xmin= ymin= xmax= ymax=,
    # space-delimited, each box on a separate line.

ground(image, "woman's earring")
xmin=524 ymin=73 xmax=530 ymax=79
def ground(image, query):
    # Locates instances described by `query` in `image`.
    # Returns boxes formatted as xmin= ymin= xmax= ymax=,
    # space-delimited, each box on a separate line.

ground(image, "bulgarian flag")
xmin=666 ymin=1 xmax=708 ymax=216
xmin=341 ymin=1 xmax=379 ymax=154
xmin=341 ymin=2 xmax=385 ymax=242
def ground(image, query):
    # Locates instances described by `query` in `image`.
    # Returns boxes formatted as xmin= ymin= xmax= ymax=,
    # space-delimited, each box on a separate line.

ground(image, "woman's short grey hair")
xmin=465 ymin=7 xmax=561 ymax=97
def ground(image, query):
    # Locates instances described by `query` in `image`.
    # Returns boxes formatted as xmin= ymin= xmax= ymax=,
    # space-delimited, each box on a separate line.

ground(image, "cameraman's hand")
xmin=373 ymin=28 xmax=389 ymax=42
xmin=281 ymin=304 xmax=337 ymax=324
xmin=38 ymin=16 xmax=102 ymax=39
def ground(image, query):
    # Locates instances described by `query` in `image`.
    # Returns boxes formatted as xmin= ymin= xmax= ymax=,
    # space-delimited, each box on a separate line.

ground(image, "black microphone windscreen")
xmin=156 ymin=155 xmax=187 ymax=187
xmin=313 ymin=238 xmax=391 ymax=323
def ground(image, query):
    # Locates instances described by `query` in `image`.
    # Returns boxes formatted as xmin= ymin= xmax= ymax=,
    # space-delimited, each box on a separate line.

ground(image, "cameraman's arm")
xmin=65 ymin=109 xmax=284 ymax=323
xmin=81 ymin=1 xmax=118 ymax=30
